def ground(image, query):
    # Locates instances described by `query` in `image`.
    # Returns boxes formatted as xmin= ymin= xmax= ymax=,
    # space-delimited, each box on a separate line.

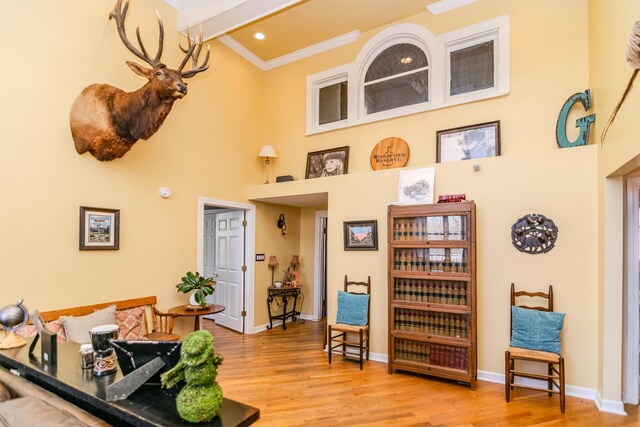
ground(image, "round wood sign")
xmin=370 ymin=137 xmax=410 ymax=170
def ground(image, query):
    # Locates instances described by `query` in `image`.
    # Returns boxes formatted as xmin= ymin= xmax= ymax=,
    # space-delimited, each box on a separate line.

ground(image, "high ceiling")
xmin=227 ymin=0 xmax=432 ymax=62
xmin=165 ymin=0 xmax=474 ymax=64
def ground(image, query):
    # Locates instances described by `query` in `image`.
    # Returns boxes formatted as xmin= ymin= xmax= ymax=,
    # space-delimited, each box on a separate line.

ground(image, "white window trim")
xmin=354 ymin=23 xmax=441 ymax=124
xmin=305 ymin=16 xmax=510 ymax=136
xmin=306 ymin=64 xmax=351 ymax=134
xmin=440 ymin=15 xmax=510 ymax=106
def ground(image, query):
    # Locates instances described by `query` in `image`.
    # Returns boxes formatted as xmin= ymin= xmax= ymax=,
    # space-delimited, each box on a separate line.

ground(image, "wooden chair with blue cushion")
xmin=505 ymin=283 xmax=566 ymax=413
xmin=328 ymin=275 xmax=371 ymax=370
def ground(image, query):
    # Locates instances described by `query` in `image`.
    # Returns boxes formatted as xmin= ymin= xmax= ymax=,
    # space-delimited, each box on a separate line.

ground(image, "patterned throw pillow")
xmin=116 ymin=307 xmax=145 ymax=340
xmin=46 ymin=319 xmax=67 ymax=342
xmin=14 ymin=320 xmax=67 ymax=343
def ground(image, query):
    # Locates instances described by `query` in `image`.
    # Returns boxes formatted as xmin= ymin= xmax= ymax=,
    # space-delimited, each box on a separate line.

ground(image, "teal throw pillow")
xmin=510 ymin=306 xmax=565 ymax=355
xmin=336 ymin=290 xmax=369 ymax=326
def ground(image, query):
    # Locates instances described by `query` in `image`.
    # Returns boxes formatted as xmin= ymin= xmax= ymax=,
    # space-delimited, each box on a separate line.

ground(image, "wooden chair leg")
xmin=548 ymin=363 xmax=553 ymax=396
xmin=559 ymin=358 xmax=566 ymax=413
xmin=328 ymin=325 xmax=332 ymax=365
xmin=342 ymin=332 xmax=346 ymax=355
xmin=366 ymin=329 xmax=370 ymax=360
xmin=505 ymin=351 xmax=511 ymax=402
xmin=359 ymin=329 xmax=364 ymax=370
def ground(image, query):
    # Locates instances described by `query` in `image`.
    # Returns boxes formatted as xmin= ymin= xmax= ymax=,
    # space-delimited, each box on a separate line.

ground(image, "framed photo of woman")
xmin=305 ymin=146 xmax=350 ymax=179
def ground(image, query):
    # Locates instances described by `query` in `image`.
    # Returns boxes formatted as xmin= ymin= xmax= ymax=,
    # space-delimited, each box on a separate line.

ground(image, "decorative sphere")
xmin=0 ymin=300 xmax=29 ymax=332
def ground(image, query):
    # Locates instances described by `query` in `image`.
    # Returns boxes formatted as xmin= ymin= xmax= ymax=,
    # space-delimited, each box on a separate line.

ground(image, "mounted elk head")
xmin=70 ymin=0 xmax=210 ymax=161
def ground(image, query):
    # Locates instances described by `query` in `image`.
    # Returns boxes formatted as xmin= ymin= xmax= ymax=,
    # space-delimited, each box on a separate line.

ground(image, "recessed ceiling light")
xmin=254 ymin=32 xmax=265 ymax=40
xmin=400 ymin=57 xmax=413 ymax=64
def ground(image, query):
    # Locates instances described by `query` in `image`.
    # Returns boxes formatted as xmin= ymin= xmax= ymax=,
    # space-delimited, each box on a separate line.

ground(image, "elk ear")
xmin=126 ymin=61 xmax=153 ymax=79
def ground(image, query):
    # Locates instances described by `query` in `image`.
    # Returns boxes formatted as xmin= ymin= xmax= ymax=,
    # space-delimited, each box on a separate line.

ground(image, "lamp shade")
xmin=268 ymin=255 xmax=278 ymax=268
xmin=258 ymin=145 xmax=278 ymax=159
xmin=290 ymin=255 xmax=299 ymax=268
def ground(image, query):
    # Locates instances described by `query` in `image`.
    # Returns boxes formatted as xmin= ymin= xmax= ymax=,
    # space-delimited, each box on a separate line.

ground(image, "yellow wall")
xmin=1 ymin=0 xmax=633 ymax=400
xmin=589 ymin=0 xmax=640 ymax=403
xmin=251 ymin=0 xmax=599 ymax=389
xmin=253 ymin=203 xmax=301 ymax=325
xmin=0 ymin=0 xmax=267 ymax=336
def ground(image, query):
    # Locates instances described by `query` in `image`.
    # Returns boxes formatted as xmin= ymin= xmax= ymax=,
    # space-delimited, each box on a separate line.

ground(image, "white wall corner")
xmin=595 ymin=391 xmax=627 ymax=415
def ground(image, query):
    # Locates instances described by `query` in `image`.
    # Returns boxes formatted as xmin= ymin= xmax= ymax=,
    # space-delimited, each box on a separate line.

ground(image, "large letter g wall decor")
xmin=556 ymin=89 xmax=596 ymax=148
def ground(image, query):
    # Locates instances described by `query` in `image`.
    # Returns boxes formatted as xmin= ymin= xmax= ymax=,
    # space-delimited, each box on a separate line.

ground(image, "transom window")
xmin=306 ymin=16 xmax=509 ymax=135
xmin=364 ymin=43 xmax=429 ymax=115
xmin=450 ymin=40 xmax=494 ymax=96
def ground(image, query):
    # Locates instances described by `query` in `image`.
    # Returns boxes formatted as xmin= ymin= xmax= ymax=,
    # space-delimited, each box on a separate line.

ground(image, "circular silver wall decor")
xmin=511 ymin=213 xmax=558 ymax=254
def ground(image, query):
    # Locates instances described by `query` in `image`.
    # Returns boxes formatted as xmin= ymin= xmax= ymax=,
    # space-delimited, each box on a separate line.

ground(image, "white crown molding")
xmin=219 ymin=30 xmax=361 ymax=71
xmin=218 ymin=35 xmax=268 ymax=70
xmin=426 ymin=0 xmax=477 ymax=15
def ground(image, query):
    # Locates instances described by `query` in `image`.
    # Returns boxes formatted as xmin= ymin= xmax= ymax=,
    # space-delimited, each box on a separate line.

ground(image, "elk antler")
xmin=109 ymin=0 xmax=164 ymax=67
xmin=177 ymin=26 xmax=210 ymax=78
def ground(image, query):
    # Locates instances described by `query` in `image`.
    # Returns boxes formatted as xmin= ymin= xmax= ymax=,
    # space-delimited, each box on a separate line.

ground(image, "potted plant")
xmin=176 ymin=271 xmax=217 ymax=308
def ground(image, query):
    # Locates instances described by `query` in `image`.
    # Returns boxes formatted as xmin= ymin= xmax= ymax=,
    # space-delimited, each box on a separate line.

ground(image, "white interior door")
xmin=205 ymin=210 xmax=245 ymax=332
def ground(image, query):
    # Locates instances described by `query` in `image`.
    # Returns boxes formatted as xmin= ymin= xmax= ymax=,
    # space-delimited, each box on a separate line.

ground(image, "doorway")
xmin=198 ymin=197 xmax=256 ymax=334
xmin=623 ymin=176 xmax=640 ymax=404
xmin=314 ymin=210 xmax=328 ymax=321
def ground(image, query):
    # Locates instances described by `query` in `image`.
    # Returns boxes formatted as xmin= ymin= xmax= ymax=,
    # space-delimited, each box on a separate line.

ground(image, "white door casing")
xmin=623 ymin=176 xmax=640 ymax=404
xmin=207 ymin=210 xmax=245 ymax=332
xmin=197 ymin=197 xmax=256 ymax=335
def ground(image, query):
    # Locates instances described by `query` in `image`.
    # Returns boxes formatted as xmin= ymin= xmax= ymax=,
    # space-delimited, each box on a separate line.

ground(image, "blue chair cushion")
xmin=336 ymin=290 xmax=369 ymax=326
xmin=510 ymin=306 xmax=565 ymax=355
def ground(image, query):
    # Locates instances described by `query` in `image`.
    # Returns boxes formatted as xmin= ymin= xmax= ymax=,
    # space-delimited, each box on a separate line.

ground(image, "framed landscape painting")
xmin=79 ymin=206 xmax=120 ymax=250
xmin=343 ymin=220 xmax=378 ymax=251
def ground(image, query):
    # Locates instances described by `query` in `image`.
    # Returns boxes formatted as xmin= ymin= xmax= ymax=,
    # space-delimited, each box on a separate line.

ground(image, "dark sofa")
xmin=0 ymin=365 xmax=110 ymax=426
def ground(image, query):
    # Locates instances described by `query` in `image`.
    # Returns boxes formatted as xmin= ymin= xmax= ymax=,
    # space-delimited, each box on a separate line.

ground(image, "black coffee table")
xmin=0 ymin=338 xmax=259 ymax=427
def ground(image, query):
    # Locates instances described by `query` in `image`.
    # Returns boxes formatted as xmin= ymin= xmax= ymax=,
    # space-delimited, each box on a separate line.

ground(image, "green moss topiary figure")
xmin=160 ymin=330 xmax=224 ymax=423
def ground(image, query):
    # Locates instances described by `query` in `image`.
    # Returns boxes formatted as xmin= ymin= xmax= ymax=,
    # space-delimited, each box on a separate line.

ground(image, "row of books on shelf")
xmin=393 ymin=249 xmax=467 ymax=273
xmin=394 ymin=339 xmax=468 ymax=371
xmin=394 ymin=309 xmax=468 ymax=339
xmin=393 ymin=216 xmax=465 ymax=241
xmin=393 ymin=279 xmax=468 ymax=305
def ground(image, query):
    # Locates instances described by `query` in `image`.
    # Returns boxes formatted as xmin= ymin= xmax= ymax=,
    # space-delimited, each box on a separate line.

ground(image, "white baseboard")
xmin=594 ymin=391 xmax=627 ymax=415
xmin=253 ymin=313 xmax=315 ymax=333
xmin=478 ymin=370 xmax=595 ymax=400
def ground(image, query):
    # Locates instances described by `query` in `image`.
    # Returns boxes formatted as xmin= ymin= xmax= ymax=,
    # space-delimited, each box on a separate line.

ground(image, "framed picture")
xmin=343 ymin=220 xmax=378 ymax=251
xmin=436 ymin=121 xmax=500 ymax=163
xmin=79 ymin=206 xmax=120 ymax=250
xmin=305 ymin=146 xmax=349 ymax=179
xmin=397 ymin=167 xmax=435 ymax=204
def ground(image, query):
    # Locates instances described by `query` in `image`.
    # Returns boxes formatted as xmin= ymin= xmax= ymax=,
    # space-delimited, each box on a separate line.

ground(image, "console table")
xmin=266 ymin=286 xmax=301 ymax=330
xmin=0 ymin=338 xmax=259 ymax=427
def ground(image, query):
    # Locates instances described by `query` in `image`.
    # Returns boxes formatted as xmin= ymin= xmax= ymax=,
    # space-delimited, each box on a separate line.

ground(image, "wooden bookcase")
xmin=387 ymin=201 xmax=476 ymax=389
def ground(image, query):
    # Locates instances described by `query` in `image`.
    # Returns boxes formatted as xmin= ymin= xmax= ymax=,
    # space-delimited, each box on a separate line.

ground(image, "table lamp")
xmin=290 ymin=255 xmax=299 ymax=270
xmin=0 ymin=299 xmax=29 ymax=349
xmin=268 ymin=255 xmax=278 ymax=286
xmin=258 ymin=145 xmax=278 ymax=184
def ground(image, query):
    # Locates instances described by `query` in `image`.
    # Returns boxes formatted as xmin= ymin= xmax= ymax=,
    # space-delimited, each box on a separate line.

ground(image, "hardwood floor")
xmin=204 ymin=319 xmax=638 ymax=426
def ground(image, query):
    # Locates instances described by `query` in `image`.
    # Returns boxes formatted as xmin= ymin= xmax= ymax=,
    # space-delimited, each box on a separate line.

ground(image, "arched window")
xmin=305 ymin=17 xmax=509 ymax=135
xmin=363 ymin=43 xmax=429 ymax=115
